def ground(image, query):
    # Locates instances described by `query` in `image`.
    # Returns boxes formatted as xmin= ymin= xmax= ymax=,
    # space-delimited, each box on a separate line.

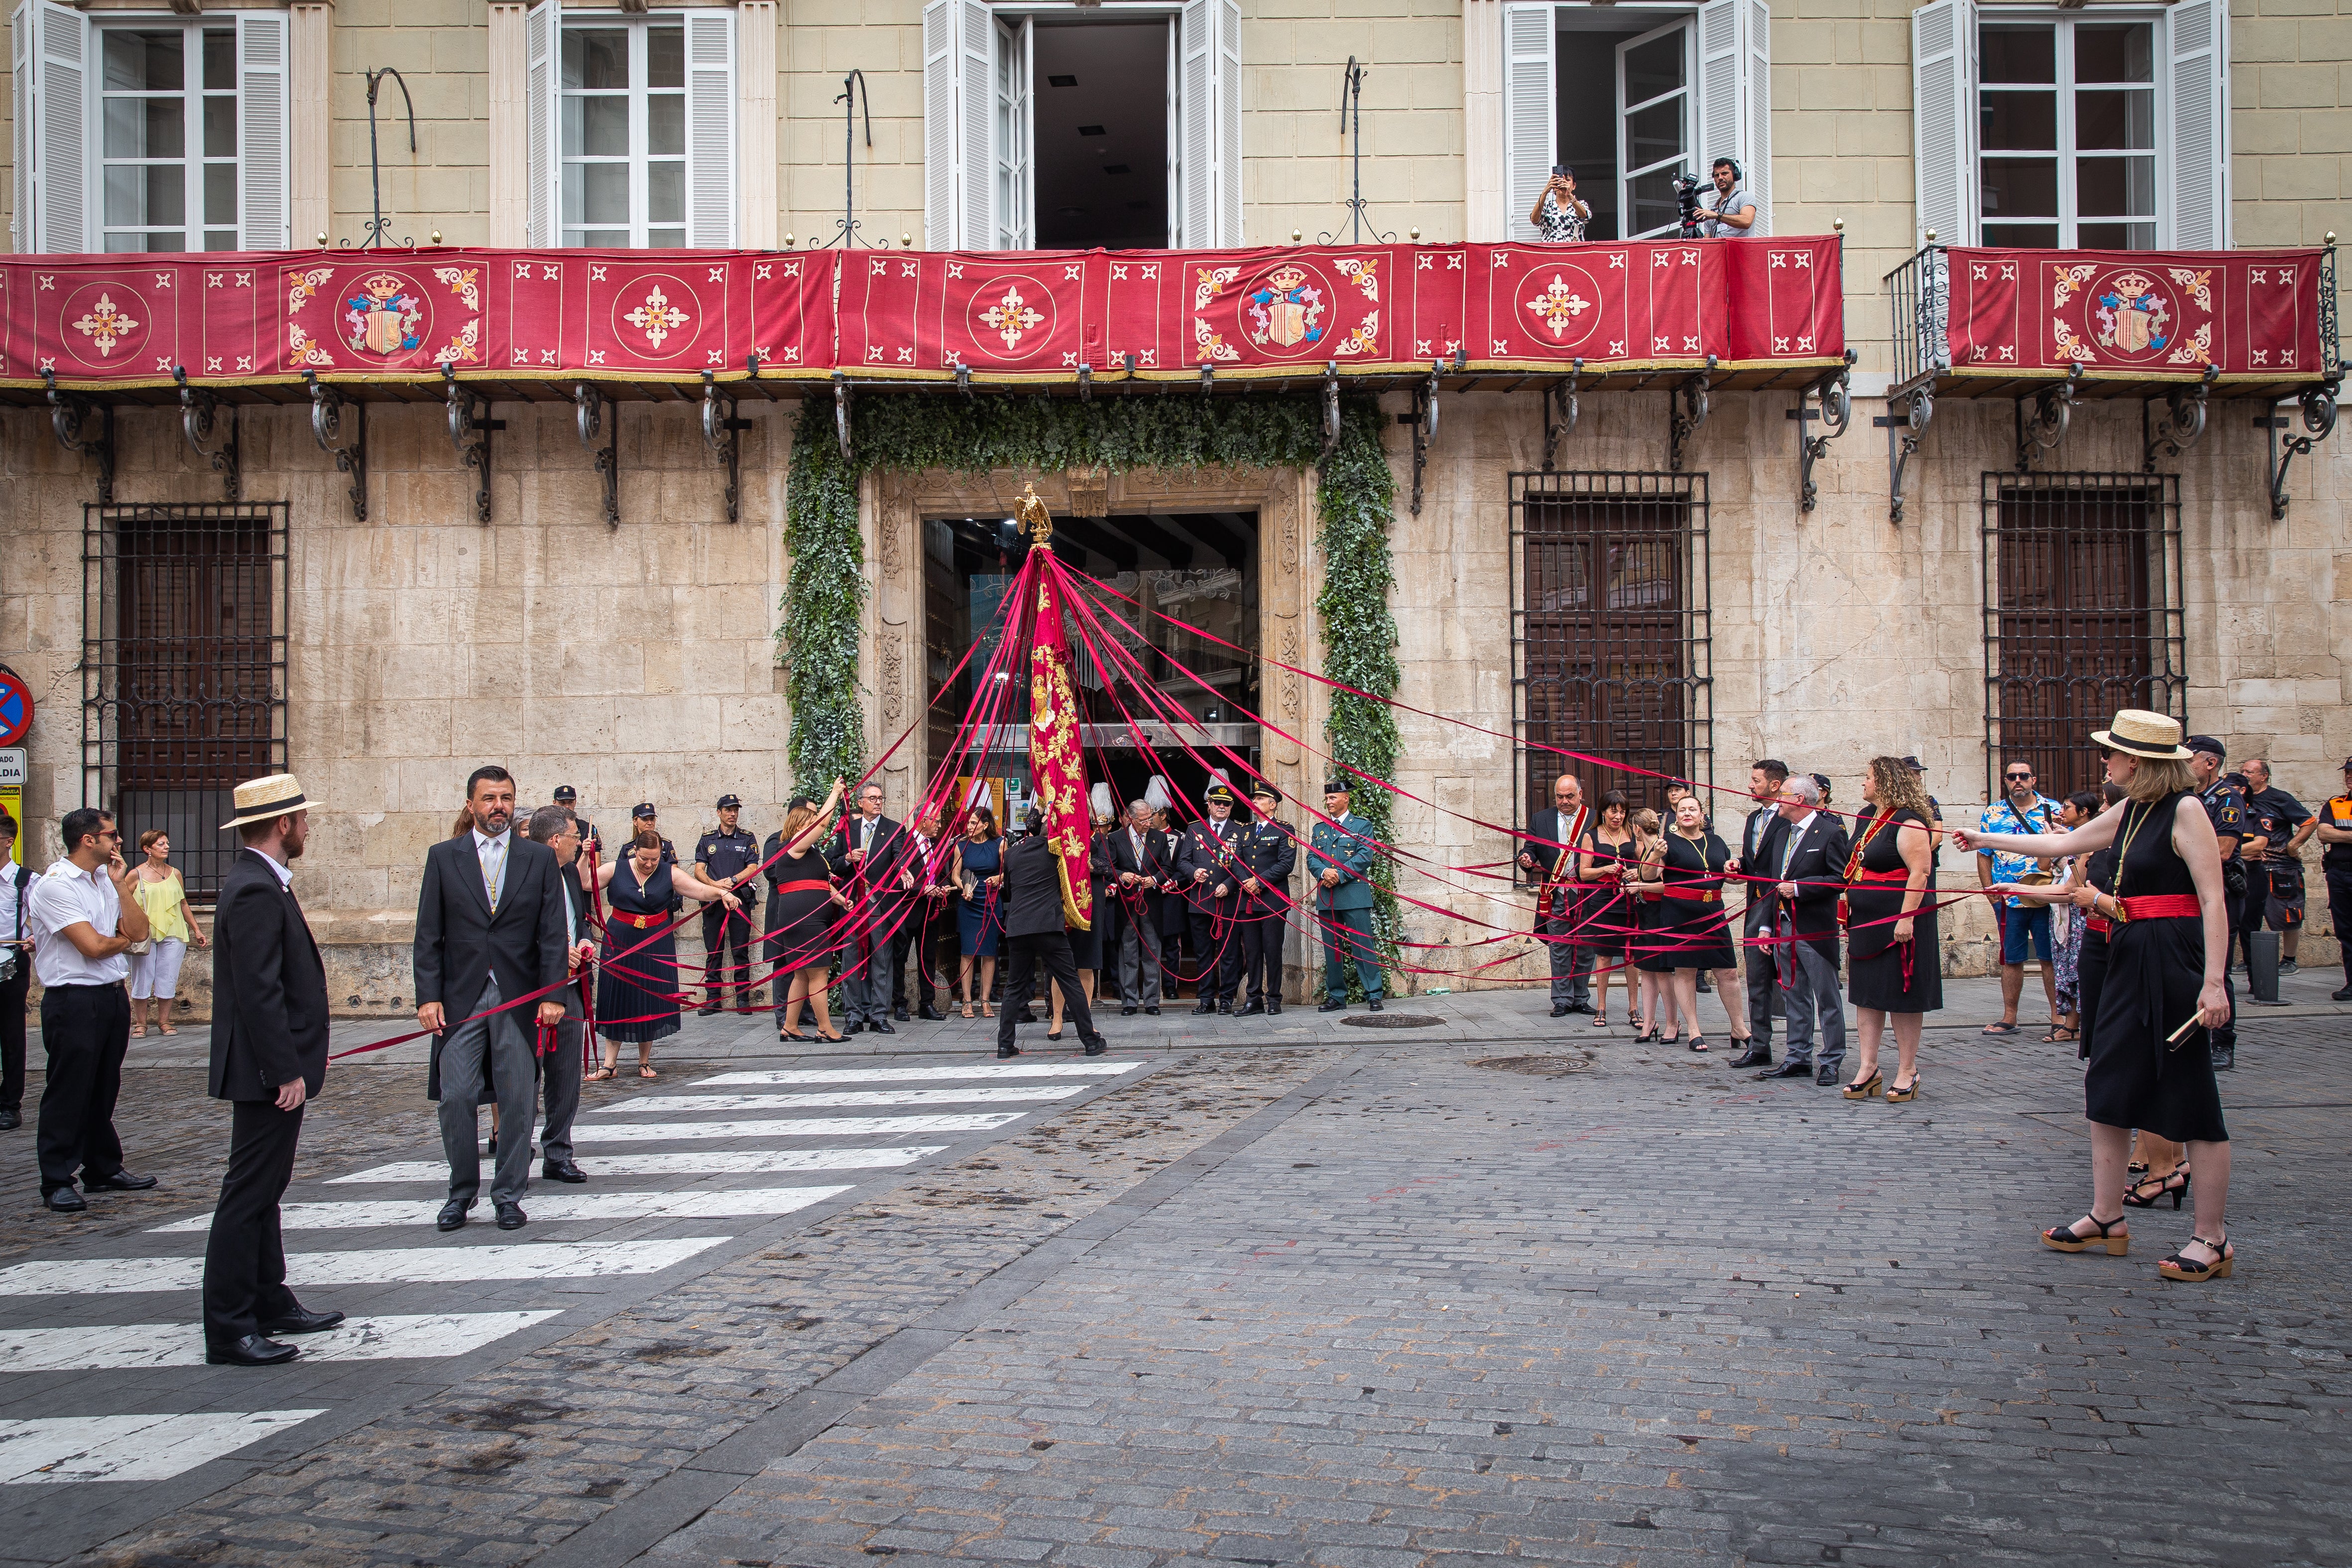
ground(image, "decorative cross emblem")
xmin=1522 ymin=274 xmax=1591 ymax=341
xmin=71 ymin=293 xmax=139 ymax=357
xmin=623 ymin=284 xmax=691 ymax=348
xmin=979 ymin=283 xmax=1045 ymax=350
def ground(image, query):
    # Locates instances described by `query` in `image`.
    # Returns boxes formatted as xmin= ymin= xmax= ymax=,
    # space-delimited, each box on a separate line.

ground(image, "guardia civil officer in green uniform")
xmin=1308 ymin=779 xmax=1383 ymax=1013
xmin=1235 ymin=781 xmax=1299 ymax=1016
xmin=694 ymin=795 xmax=762 ymax=1015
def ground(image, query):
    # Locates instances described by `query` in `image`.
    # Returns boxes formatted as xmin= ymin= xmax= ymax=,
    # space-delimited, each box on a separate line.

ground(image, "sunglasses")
xmin=2004 ymin=772 xmax=2033 ymax=781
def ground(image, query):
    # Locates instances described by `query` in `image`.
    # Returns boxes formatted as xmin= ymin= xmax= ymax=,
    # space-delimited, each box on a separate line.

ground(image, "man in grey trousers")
xmin=1757 ymin=775 xmax=1850 ymax=1086
xmin=521 ymin=804 xmax=595 ymax=1185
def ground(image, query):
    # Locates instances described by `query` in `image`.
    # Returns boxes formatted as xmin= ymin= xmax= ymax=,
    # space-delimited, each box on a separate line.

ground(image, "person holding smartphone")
xmin=1530 ymin=165 xmax=1590 ymax=242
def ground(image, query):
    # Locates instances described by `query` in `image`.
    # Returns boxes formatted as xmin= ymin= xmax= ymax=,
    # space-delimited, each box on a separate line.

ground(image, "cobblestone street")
xmin=0 ymin=973 xmax=2347 ymax=1567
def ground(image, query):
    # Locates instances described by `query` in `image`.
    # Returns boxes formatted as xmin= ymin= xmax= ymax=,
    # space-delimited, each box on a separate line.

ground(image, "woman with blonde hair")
xmin=1841 ymin=756 xmax=1943 ymax=1102
xmin=1958 ymin=711 xmax=2234 ymax=1283
xmin=766 ymin=781 xmax=852 ymax=1043
xmin=1641 ymin=794 xmax=1753 ymax=1052
xmin=1628 ymin=807 xmax=1680 ymax=1042
xmin=127 ymin=830 xmax=206 ymax=1037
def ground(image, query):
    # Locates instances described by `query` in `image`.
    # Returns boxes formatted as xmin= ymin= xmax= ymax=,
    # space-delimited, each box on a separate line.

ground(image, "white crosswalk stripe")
xmin=592 ymin=1086 xmax=1086 ymax=1113
xmin=0 ymin=1237 xmax=730 ymax=1297
xmin=0 ymin=1412 xmax=326 ymax=1484
xmin=330 ymin=1146 xmax=942 ymax=1183
xmin=566 ymin=1113 xmax=1021 ymax=1143
xmin=702 ymin=1061 xmax=1140 ymax=1086
xmin=151 ymin=1187 xmax=852 ymax=1233
xmin=0 ymin=1314 xmax=563 ymax=1371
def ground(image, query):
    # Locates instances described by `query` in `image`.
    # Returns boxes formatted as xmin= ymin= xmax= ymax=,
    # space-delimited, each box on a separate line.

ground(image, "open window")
xmin=1503 ymin=0 xmax=1767 ymax=244
xmin=11 ymin=0 xmax=285 ymax=253
xmin=1911 ymin=0 xmax=2224 ymax=248
xmin=525 ymin=1 xmax=733 ymax=249
xmin=924 ymin=0 xmax=1232 ymax=251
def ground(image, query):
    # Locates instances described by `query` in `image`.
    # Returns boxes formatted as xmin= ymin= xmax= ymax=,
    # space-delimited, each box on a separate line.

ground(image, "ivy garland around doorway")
xmin=778 ymin=390 xmax=1405 ymax=986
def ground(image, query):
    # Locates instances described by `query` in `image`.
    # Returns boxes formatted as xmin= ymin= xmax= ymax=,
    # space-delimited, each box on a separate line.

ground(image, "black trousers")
xmin=701 ymin=901 xmax=757 ymax=1002
xmin=1187 ymin=905 xmax=1240 ymax=1003
xmin=998 ymin=933 xmax=1101 ymax=1049
xmin=0 ymin=957 xmax=28 ymax=1112
xmin=1743 ymin=922 xmax=1779 ymax=1044
xmin=2330 ymin=870 xmax=2352 ymax=987
xmin=2234 ymin=864 xmax=2269 ymax=964
xmin=202 ymin=1097 xmax=303 ymax=1344
xmin=35 ymin=981 xmax=130 ymax=1192
xmin=891 ymin=906 xmax=940 ymax=1015
xmin=1238 ymin=907 xmax=1284 ymax=1007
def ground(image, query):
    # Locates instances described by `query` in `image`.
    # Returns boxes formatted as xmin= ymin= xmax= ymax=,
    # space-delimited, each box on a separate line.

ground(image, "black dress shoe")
xmin=1144 ymin=1006 xmax=1160 ymax=1016
xmin=206 ymin=1334 xmax=299 ymax=1367
xmin=0 ymin=1107 xmax=19 ymax=1130
xmin=2210 ymin=1041 xmax=2236 ymax=1072
xmin=84 ymin=1169 xmax=157 ymax=1192
xmin=1318 ymin=999 xmax=1346 ymax=1013
xmin=1193 ymin=1001 xmax=1217 ymax=1016
xmin=1267 ymin=1001 xmax=1282 ymax=1016
xmin=1217 ymin=999 xmax=1235 ymax=1015
xmin=1568 ymin=1001 xmax=1596 ymax=1016
xmin=43 ymin=1186 xmax=85 ymax=1212
xmin=1762 ymin=1060 xmax=1812 ymax=1080
xmin=1082 ymin=1039 xmax=1108 ymax=1057
xmin=2334 ymin=984 xmax=2352 ymax=1002
xmin=542 ymin=1159 xmax=588 ymax=1184
xmin=918 ymin=1005 xmax=946 ymax=1021
xmin=1815 ymin=1065 xmax=1840 ymax=1086
xmin=697 ymin=1002 xmax=721 ymax=1017
xmin=495 ymin=1201 xmax=527 ymax=1230
xmin=1237 ymin=1001 xmax=1265 ymax=1017
xmin=997 ymin=1043 xmax=1021 ymax=1059
xmin=436 ymin=1198 xmax=472 ymax=1231
xmin=1017 ymin=1012 xmax=1040 ymax=1026
xmin=1121 ymin=1005 xmax=1137 ymax=1016
xmin=870 ymin=1021 xmax=897 ymax=1036
xmin=894 ymin=1007 xmax=911 ymax=1021
xmin=1549 ymin=1002 xmax=1571 ymax=1018
xmin=1367 ymin=999 xmax=1384 ymax=1012
xmin=1726 ymin=1043 xmax=1772 ymax=1069
xmin=259 ymin=1304 xmax=346 ymax=1336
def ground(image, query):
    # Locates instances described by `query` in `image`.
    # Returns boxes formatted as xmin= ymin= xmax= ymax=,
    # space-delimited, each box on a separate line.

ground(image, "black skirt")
xmin=1652 ymin=897 xmax=1736 ymax=969
xmin=2083 ymin=916 xmax=2227 ymax=1142
xmin=1633 ymin=897 xmax=1679 ymax=973
xmin=1848 ymin=903 xmax=1943 ymax=1013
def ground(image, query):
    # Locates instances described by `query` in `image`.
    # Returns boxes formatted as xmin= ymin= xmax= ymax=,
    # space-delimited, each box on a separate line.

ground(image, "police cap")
xmin=552 ymin=784 xmax=578 ymax=802
xmin=631 ymin=802 xmax=658 ymax=819
xmin=1321 ymin=779 xmax=1352 ymax=797
xmin=1203 ymin=783 xmax=1235 ymax=806
xmin=716 ymin=793 xmax=742 ymax=810
xmin=1250 ymin=781 xmax=1281 ymax=806
xmin=2186 ymin=734 xmax=2227 ymax=761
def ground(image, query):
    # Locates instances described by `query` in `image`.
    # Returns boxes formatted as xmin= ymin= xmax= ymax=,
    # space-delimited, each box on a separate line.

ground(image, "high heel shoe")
xmin=1884 ymin=1074 xmax=1921 ymax=1103
xmin=2157 ymin=1234 xmax=2233 ymax=1282
xmin=2042 ymin=1212 xmax=2129 ymax=1255
xmin=1841 ymin=1070 xmax=1883 ymax=1101
xmin=2122 ymin=1168 xmax=2190 ymax=1209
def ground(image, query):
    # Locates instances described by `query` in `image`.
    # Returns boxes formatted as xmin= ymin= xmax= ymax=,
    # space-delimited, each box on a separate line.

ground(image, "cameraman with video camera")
xmin=1694 ymin=157 xmax=1757 ymax=237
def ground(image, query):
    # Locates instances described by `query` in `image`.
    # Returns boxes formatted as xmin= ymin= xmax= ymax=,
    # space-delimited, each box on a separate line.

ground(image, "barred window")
xmin=82 ymin=503 xmax=288 ymax=901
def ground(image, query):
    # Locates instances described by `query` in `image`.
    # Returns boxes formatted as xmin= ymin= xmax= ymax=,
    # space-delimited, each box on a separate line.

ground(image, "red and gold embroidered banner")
xmin=1030 ymin=545 xmax=1093 ymax=931
xmin=1944 ymin=246 xmax=2326 ymax=377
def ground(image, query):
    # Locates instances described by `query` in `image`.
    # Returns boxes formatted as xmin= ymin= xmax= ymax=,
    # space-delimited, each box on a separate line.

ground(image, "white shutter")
xmin=1910 ymin=0 xmax=1974 ymax=246
xmin=958 ymin=0 xmax=992 ymax=249
xmin=1745 ymin=0 xmax=1770 ymax=236
xmin=1501 ymin=2 xmax=1552 ymax=243
xmin=685 ymin=8 xmax=733 ymax=246
xmin=23 ymin=0 xmax=86 ymax=252
xmin=525 ymin=0 xmax=554 ymax=246
xmin=2166 ymin=0 xmax=2227 ymax=248
xmin=11 ymin=1 xmax=30 ymax=252
xmin=995 ymin=15 xmax=1031 ymax=249
xmin=1216 ymin=0 xmax=1240 ymax=245
xmin=1178 ymin=0 xmax=1209 ymax=245
xmin=923 ymin=0 xmax=951 ymax=246
xmin=1696 ymin=0 xmax=1738 ymax=188
xmin=237 ymin=12 xmax=288 ymax=248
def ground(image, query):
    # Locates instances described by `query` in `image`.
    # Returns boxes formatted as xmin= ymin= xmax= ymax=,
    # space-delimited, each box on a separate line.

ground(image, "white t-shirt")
xmin=27 ymin=858 xmax=129 ymax=987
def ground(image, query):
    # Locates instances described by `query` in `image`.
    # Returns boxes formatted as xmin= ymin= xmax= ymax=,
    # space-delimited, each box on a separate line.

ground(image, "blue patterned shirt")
xmin=1978 ymin=794 xmax=2062 ymax=906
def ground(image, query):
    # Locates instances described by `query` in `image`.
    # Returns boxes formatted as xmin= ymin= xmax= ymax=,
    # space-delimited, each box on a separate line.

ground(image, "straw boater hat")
xmin=220 ymin=773 xmax=318 ymax=829
xmin=2091 ymin=709 xmax=2192 ymax=760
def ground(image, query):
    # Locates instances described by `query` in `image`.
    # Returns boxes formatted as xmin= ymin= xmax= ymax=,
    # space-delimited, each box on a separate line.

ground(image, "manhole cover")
xmin=1340 ymin=1013 xmax=1443 ymax=1028
xmin=1467 ymin=1053 xmax=1597 ymax=1076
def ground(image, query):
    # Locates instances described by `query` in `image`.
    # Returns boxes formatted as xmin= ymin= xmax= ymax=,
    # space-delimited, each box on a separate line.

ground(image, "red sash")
xmin=2119 ymin=894 xmax=2201 ymax=920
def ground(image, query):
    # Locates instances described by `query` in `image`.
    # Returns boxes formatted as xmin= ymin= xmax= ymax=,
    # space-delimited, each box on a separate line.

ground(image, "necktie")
xmin=1781 ymin=823 xmax=1802 ymax=879
xmin=481 ymin=836 xmax=505 ymax=913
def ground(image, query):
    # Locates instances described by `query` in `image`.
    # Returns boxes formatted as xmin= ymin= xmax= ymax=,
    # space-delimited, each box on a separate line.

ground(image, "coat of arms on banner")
xmin=343 ymin=273 xmax=424 ymax=356
xmin=1247 ymin=265 xmax=1324 ymax=349
xmin=2094 ymin=273 xmax=2168 ymax=355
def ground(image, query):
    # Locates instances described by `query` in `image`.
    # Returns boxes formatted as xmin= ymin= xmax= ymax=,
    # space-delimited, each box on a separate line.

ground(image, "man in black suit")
xmin=1107 ymin=798 xmax=1170 ymax=1015
xmin=830 ymin=781 xmax=910 ymax=1035
xmin=1518 ymin=773 xmax=1593 ymax=1018
xmin=996 ymin=809 xmax=1108 ymax=1059
xmin=521 ymin=805 xmax=597 ymax=1185
xmin=1152 ymin=805 xmax=1190 ymax=999
xmin=1757 ymin=775 xmax=1850 ymax=1086
xmin=202 ymin=774 xmax=344 ymax=1367
xmin=414 ymin=765 xmax=570 ymax=1232
xmin=1177 ymin=783 xmax=1247 ymax=1014
xmin=1235 ymin=782 xmax=1299 ymax=1016
xmin=1730 ymin=758 xmax=1790 ymax=1068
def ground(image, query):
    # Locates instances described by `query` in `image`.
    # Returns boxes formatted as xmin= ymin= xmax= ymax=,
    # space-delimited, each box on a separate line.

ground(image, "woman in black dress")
xmin=1961 ymin=710 xmax=2234 ymax=1283
xmin=1841 ymin=756 xmax=1943 ymax=1101
xmin=590 ymin=829 xmax=741 ymax=1079
xmin=1629 ymin=809 xmax=1681 ymax=1041
xmin=768 ymin=781 xmax=851 ymax=1042
xmin=1576 ymin=793 xmax=1637 ymax=1029
xmin=1644 ymin=795 xmax=1751 ymax=1053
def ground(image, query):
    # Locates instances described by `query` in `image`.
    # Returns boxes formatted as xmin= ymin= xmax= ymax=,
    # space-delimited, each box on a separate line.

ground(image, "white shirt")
xmin=1779 ymin=811 xmax=1817 ymax=877
xmin=249 ymin=846 xmax=294 ymax=890
xmin=0 ymin=853 xmax=25 ymax=944
xmin=26 ymin=857 xmax=130 ymax=987
xmin=473 ymin=828 xmax=511 ymax=913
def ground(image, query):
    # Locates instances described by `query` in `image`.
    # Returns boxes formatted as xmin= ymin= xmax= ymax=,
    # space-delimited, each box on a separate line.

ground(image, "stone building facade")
xmin=0 ymin=0 xmax=2345 ymax=1016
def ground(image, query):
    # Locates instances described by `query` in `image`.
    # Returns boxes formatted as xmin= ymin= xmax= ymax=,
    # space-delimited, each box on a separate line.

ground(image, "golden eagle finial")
xmin=1016 ymin=482 xmax=1054 ymax=546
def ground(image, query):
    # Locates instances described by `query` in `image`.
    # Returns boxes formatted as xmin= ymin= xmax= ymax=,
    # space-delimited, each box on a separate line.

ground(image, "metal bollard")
xmin=2247 ymin=929 xmax=2285 ymax=1005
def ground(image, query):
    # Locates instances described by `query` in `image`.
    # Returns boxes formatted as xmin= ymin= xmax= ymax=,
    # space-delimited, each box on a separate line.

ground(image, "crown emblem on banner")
xmin=359 ymin=273 xmax=408 ymax=306
xmin=1248 ymin=265 xmax=1323 ymax=349
xmin=2110 ymin=272 xmax=2154 ymax=298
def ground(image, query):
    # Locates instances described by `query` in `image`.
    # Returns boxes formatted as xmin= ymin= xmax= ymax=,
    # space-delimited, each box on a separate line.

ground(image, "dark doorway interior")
xmin=924 ymin=508 xmax=1260 ymax=826
xmin=1554 ymin=19 xmax=1650 ymax=243
xmin=1033 ymin=21 xmax=1170 ymax=250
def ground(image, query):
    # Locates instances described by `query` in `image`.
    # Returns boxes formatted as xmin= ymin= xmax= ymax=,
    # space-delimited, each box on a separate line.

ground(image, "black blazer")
xmin=1176 ymin=815 xmax=1247 ymax=909
xmin=413 ymin=832 xmax=569 ymax=1097
xmin=828 ymin=813 xmax=910 ymax=910
xmin=1000 ymin=834 xmax=1071 ymax=940
xmin=1740 ymin=808 xmax=1787 ymax=936
xmin=1236 ymin=819 xmax=1299 ymax=912
xmin=1108 ymin=822 xmax=1175 ymax=883
xmin=208 ymin=848 xmax=330 ymax=1101
xmin=1766 ymin=811 xmax=1851 ymax=957
xmin=1524 ymin=805 xmax=1587 ymax=881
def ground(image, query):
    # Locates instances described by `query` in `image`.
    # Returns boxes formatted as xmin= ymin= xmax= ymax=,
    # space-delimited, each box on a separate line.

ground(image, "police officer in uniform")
xmin=1234 ymin=782 xmax=1298 ymax=1016
xmin=1309 ymin=780 xmax=1383 ymax=1012
xmin=694 ymin=795 xmax=763 ymax=1015
xmin=2187 ymin=736 xmax=2243 ymax=1071
xmin=552 ymin=787 xmax=598 ymax=860
xmin=1177 ymin=783 xmax=1247 ymax=1013
xmin=2317 ymin=755 xmax=2352 ymax=1002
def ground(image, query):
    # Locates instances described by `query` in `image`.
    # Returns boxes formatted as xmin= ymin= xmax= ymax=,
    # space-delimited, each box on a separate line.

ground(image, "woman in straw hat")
xmin=1956 ymin=709 xmax=2236 ymax=1283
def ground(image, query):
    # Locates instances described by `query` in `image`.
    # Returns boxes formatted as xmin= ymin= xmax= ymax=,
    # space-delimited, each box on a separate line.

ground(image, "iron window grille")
xmin=1510 ymin=471 xmax=1712 ymax=869
xmin=1981 ymin=472 xmax=2184 ymax=803
xmin=82 ymin=502 xmax=289 ymax=903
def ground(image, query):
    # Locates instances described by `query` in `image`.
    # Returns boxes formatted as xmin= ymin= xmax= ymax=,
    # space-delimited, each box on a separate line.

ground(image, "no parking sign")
xmin=0 ymin=666 xmax=28 ymax=748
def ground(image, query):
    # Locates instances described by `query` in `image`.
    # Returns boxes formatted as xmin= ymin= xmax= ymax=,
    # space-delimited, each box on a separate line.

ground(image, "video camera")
xmin=1673 ymin=171 xmax=1703 ymax=239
